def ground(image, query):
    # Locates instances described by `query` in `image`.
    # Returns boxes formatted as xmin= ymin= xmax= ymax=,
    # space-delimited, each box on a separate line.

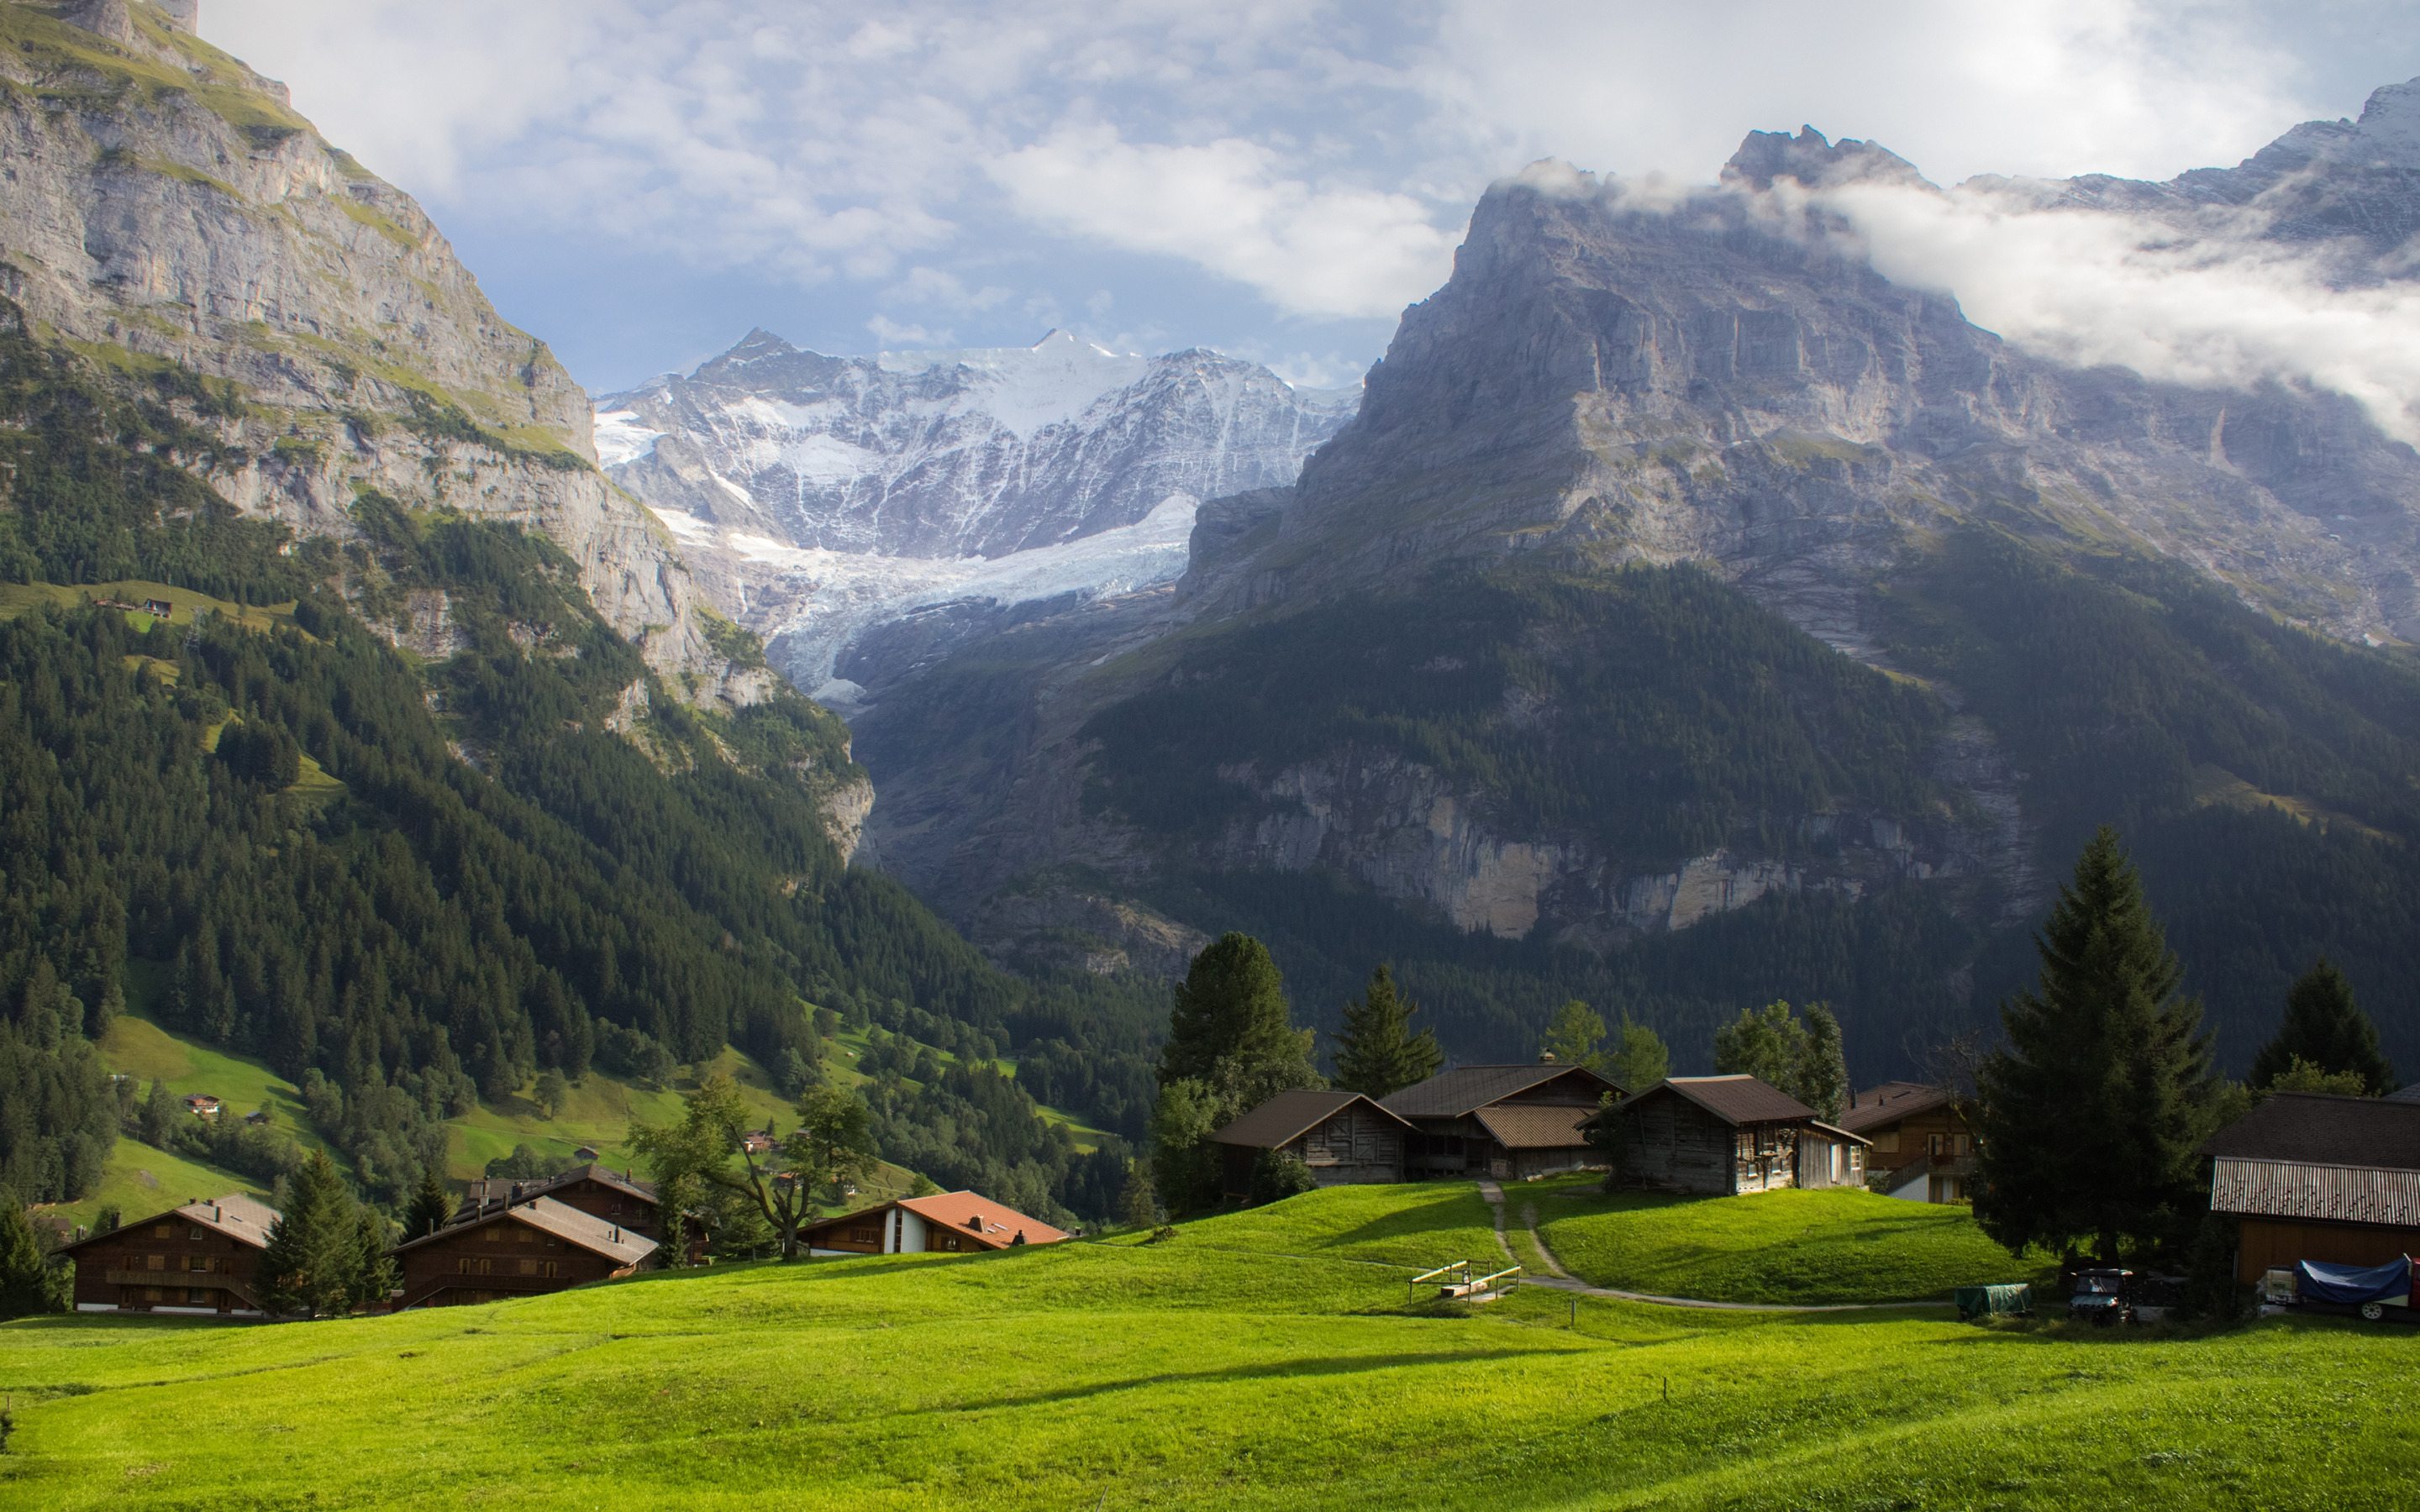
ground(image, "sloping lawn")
xmin=1161 ymin=1180 xmax=1506 ymax=1269
xmin=1531 ymin=1179 xmax=2054 ymax=1303
xmin=29 ymin=1137 xmax=267 ymax=1234
xmin=3 ymin=1200 xmax=2413 ymax=1511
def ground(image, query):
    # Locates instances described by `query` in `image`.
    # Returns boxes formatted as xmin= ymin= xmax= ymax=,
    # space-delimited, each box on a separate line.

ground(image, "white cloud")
xmin=989 ymin=123 xmax=1460 ymax=319
xmin=1809 ymin=177 xmax=2420 ymax=442
xmin=866 ymin=315 xmax=951 ymax=347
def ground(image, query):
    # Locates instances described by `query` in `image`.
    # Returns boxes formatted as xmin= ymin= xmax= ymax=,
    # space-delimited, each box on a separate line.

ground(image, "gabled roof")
xmin=1208 ymin=1089 xmax=1415 ymax=1149
xmin=802 ymin=1190 xmax=1069 ymax=1250
xmin=1473 ymin=1103 xmax=1594 ymax=1150
xmin=2201 ymin=1091 xmax=2420 ymax=1172
xmin=1805 ymin=1119 xmax=1875 ymax=1148
xmin=897 ymin=1191 xmax=1069 ymax=1248
xmin=2386 ymin=1084 xmax=2420 ymax=1105
xmin=454 ymin=1163 xmax=656 ymax=1221
xmin=2211 ymin=1157 xmax=2420 ymax=1227
xmin=1618 ymin=1075 xmax=1818 ymax=1126
xmin=1381 ymin=1063 xmax=1622 ymax=1118
xmin=1836 ymin=1081 xmax=1954 ymax=1134
xmin=61 ymin=1193 xmax=280 ymax=1252
xmin=392 ymin=1194 xmax=659 ymax=1268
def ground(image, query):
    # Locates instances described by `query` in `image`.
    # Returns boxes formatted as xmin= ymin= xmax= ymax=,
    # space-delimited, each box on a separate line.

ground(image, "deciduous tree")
xmin=633 ymin=1075 xmax=879 ymax=1262
xmin=1603 ymin=1016 xmax=1670 ymax=1095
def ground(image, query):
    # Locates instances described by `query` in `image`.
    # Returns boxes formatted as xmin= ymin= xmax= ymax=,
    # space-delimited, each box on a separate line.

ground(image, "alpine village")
xmin=0 ymin=3 xmax=2417 ymax=1509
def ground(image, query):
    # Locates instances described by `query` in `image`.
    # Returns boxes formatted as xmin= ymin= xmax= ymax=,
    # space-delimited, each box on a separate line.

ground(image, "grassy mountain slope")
xmin=3 ymin=1184 xmax=2412 ymax=1509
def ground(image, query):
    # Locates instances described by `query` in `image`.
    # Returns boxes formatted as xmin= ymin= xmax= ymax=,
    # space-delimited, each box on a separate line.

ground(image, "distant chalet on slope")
xmin=1838 ymin=1081 xmax=1975 ymax=1203
xmin=1381 ymin=1059 xmax=1624 ymax=1181
xmin=61 ymin=1194 xmax=278 ymax=1316
xmin=799 ymin=1190 xmax=1068 ymax=1256
xmin=1591 ymin=1076 xmax=1869 ymax=1195
xmin=391 ymin=1194 xmax=658 ymax=1308
xmin=452 ymin=1164 xmax=667 ymax=1242
xmin=1207 ymin=1090 xmax=1418 ymax=1200
xmin=1208 ymin=1058 xmax=1623 ymax=1194
xmin=2203 ymin=1091 xmax=2420 ymax=1282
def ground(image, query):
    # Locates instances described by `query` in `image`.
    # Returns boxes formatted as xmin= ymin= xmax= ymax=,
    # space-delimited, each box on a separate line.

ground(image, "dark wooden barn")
xmin=1207 ymin=1089 xmax=1416 ymax=1200
xmin=1380 ymin=1061 xmax=1623 ymax=1181
xmin=390 ymin=1194 xmax=658 ymax=1308
xmin=1592 ymin=1075 xmax=1868 ymax=1195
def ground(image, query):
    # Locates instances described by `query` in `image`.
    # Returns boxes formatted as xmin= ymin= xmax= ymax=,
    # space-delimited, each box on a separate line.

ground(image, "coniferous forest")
xmin=0 ymin=305 xmax=1159 ymax=1216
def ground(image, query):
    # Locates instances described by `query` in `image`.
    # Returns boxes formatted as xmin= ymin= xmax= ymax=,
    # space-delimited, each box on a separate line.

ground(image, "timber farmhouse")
xmin=390 ymin=1194 xmax=658 ymax=1308
xmin=1591 ymin=1076 xmax=1869 ymax=1195
xmin=1207 ymin=1090 xmax=1416 ymax=1200
xmin=61 ymin=1194 xmax=278 ymax=1315
xmin=1839 ymin=1081 xmax=1975 ymax=1203
xmin=2203 ymin=1090 xmax=2420 ymax=1283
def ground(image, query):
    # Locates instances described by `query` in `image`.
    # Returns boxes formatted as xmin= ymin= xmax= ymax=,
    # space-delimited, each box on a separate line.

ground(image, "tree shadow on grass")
xmin=941 ymin=1346 xmax=1562 ymax=1414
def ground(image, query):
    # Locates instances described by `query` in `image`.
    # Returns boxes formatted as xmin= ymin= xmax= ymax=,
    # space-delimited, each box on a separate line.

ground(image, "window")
xmin=187 ymin=1289 xmax=210 ymax=1305
xmin=457 ymin=1257 xmax=493 ymax=1276
xmin=189 ymin=1226 xmax=205 ymax=1241
xmin=143 ymin=1287 xmax=163 ymax=1302
xmin=186 ymin=1255 xmax=210 ymax=1273
xmin=146 ymin=1253 xmax=165 ymax=1272
xmin=846 ymin=1226 xmax=881 ymax=1246
xmin=154 ymin=1223 xmax=171 ymax=1238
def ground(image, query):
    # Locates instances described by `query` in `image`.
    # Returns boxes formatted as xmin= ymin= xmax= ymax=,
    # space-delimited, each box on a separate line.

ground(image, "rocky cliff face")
xmin=847 ymin=92 xmax=2420 ymax=980
xmin=0 ymin=0 xmax=747 ymax=697
xmin=597 ymin=328 xmax=1355 ymax=697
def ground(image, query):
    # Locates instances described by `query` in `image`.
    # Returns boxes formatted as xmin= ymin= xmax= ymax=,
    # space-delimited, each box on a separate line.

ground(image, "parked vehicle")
xmin=2067 ymin=1268 xmax=2133 ymax=1326
xmin=2128 ymin=1273 xmax=2186 ymax=1322
xmin=2291 ymin=1256 xmax=2416 ymax=1325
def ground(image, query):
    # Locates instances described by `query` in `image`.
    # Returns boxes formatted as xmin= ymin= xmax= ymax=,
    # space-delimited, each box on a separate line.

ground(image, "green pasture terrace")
xmin=3 ymin=1182 xmax=2413 ymax=1510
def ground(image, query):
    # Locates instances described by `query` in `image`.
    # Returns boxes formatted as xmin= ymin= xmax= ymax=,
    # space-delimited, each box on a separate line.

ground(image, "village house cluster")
xmin=56 ymin=1159 xmax=1071 ymax=1317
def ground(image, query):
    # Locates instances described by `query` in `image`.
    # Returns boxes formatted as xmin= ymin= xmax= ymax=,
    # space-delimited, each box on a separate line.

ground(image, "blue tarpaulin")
xmin=2296 ymin=1255 xmax=2412 ymax=1305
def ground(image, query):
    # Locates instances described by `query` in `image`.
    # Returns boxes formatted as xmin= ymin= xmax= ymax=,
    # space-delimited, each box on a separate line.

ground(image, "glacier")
xmin=598 ymin=328 xmax=1356 ymax=703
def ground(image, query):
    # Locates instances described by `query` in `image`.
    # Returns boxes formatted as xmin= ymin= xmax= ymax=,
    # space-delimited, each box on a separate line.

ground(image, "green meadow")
xmin=4 ymin=1184 xmax=2412 ymax=1510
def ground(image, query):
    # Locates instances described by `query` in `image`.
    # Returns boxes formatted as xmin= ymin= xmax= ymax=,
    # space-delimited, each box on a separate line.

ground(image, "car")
xmin=2067 ymin=1268 xmax=2134 ymax=1326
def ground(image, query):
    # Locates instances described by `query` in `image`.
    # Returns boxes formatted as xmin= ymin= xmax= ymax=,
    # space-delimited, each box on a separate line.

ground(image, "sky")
xmin=205 ymin=0 xmax=2420 ymax=399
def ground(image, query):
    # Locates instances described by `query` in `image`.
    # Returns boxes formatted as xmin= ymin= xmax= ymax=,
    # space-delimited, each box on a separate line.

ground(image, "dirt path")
xmin=1474 ymin=1179 xmax=1948 ymax=1315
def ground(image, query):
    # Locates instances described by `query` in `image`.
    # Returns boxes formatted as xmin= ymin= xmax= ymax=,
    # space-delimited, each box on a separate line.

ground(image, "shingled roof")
xmin=60 ymin=1193 xmax=280 ymax=1252
xmin=1630 ymin=1075 xmax=1818 ymax=1126
xmin=2200 ymin=1091 xmax=2420 ymax=1172
xmin=391 ymin=1194 xmax=659 ymax=1268
xmin=1209 ymin=1089 xmax=1413 ymax=1149
xmin=1380 ymin=1063 xmax=1621 ymax=1118
xmin=1474 ymin=1103 xmax=1594 ymax=1150
xmin=453 ymin=1163 xmax=655 ymax=1223
xmin=1836 ymin=1081 xmax=1953 ymax=1135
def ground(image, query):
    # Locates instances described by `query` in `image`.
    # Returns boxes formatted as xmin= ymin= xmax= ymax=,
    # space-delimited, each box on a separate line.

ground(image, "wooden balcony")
xmin=105 ymin=1270 xmax=235 ymax=1288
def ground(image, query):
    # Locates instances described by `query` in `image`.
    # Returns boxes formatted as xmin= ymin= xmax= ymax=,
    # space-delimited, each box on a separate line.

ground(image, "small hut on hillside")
xmin=1207 ymin=1089 xmax=1417 ymax=1200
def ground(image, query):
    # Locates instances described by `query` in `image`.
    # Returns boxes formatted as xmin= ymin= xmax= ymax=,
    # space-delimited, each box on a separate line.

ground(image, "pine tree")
xmin=348 ymin=1207 xmax=397 ymax=1311
xmin=1159 ymin=933 xmax=1313 ymax=1089
xmin=1331 ymin=964 xmax=1443 ymax=1097
xmin=1795 ymin=1004 xmax=1849 ymax=1122
xmin=1117 ymin=1157 xmax=1162 ymax=1231
xmin=139 ymin=1075 xmax=172 ymax=1148
xmin=1975 ymin=827 xmax=2217 ymax=1263
xmin=402 ymin=1166 xmax=453 ymax=1242
xmin=533 ymin=1068 xmax=569 ymax=1120
xmin=2249 ymin=958 xmax=2396 ymax=1095
xmin=257 ymin=1150 xmax=361 ymax=1317
xmin=0 ymin=1187 xmax=62 ymax=1320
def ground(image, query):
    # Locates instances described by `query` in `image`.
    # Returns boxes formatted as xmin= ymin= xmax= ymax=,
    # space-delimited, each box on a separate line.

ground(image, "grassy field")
xmin=1524 ymin=1178 xmax=2054 ymax=1303
xmin=2 ymin=1182 xmax=2411 ymax=1510
xmin=30 ymin=1137 xmax=270 ymax=1233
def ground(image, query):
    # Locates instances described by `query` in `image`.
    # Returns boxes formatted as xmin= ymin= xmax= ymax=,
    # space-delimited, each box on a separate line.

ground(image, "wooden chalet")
xmin=60 ymin=1194 xmax=278 ymax=1316
xmin=1207 ymin=1089 xmax=1417 ymax=1200
xmin=390 ymin=1194 xmax=658 ymax=1308
xmin=1379 ymin=1059 xmax=1623 ymax=1180
xmin=2202 ymin=1091 xmax=2420 ymax=1283
xmin=452 ymin=1164 xmax=666 ymax=1241
xmin=799 ymin=1190 xmax=1068 ymax=1256
xmin=1591 ymin=1076 xmax=1869 ymax=1195
xmin=1838 ymin=1081 xmax=1974 ymax=1203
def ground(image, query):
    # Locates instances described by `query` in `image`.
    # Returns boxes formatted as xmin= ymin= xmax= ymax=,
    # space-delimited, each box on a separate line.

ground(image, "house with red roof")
xmin=797 ymin=1190 xmax=1067 ymax=1256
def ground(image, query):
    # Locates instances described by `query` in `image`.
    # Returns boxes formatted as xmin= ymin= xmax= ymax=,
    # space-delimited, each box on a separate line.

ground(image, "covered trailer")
xmin=2292 ymin=1255 xmax=2417 ymax=1324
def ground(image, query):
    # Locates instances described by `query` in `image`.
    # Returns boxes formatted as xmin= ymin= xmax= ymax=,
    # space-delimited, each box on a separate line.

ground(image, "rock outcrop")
xmin=0 ymin=1 xmax=747 ymax=696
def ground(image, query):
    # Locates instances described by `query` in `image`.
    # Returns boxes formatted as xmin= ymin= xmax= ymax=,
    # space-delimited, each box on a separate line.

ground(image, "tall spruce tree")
xmin=1331 ymin=964 xmax=1443 ymax=1097
xmin=257 ymin=1150 xmax=363 ymax=1317
xmin=1153 ymin=934 xmax=1320 ymax=1215
xmin=1975 ymin=827 xmax=2217 ymax=1263
xmin=2249 ymin=958 xmax=2396 ymax=1095
xmin=402 ymin=1166 xmax=454 ymax=1242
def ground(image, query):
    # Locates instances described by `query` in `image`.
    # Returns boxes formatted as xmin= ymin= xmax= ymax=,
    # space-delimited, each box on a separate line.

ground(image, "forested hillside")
xmin=1048 ymin=532 xmax=2420 ymax=1081
xmin=0 ymin=306 xmax=1159 ymax=1218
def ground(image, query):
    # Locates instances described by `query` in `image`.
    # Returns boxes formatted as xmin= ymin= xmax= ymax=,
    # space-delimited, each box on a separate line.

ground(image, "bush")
xmin=1248 ymin=1150 xmax=1318 ymax=1206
